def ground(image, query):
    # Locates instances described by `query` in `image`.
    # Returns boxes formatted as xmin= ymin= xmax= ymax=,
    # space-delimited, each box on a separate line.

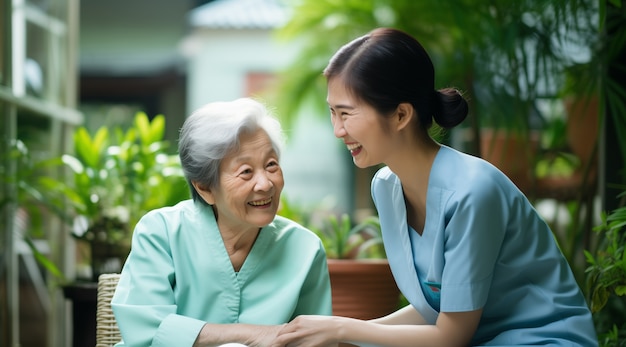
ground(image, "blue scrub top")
xmin=372 ymin=145 xmax=597 ymax=346
xmin=111 ymin=199 xmax=332 ymax=347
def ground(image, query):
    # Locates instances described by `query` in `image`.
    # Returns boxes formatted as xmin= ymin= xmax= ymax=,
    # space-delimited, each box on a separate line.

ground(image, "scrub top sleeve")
xmin=293 ymin=243 xmax=332 ymax=316
xmin=440 ymin=183 xmax=508 ymax=312
xmin=112 ymin=211 xmax=201 ymax=347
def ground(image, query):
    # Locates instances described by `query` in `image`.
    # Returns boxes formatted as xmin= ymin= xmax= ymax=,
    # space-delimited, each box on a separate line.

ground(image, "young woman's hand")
xmin=273 ymin=309 xmax=481 ymax=347
xmin=272 ymin=315 xmax=340 ymax=347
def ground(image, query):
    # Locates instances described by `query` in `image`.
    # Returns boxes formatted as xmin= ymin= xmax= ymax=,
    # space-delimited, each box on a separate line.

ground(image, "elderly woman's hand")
xmin=194 ymin=323 xmax=286 ymax=347
xmin=245 ymin=324 xmax=286 ymax=347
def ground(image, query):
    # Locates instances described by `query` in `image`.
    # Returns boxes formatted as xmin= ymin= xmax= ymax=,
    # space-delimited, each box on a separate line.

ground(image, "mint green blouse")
xmin=111 ymin=200 xmax=332 ymax=347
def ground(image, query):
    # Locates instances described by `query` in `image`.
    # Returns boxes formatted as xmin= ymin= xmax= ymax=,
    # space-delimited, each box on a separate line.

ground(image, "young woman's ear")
xmin=394 ymin=102 xmax=415 ymax=131
xmin=192 ymin=181 xmax=215 ymax=205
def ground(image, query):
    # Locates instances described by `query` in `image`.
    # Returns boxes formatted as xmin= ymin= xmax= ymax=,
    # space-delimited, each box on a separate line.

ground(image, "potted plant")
xmin=312 ymin=213 xmax=400 ymax=320
xmin=278 ymin=199 xmax=400 ymax=320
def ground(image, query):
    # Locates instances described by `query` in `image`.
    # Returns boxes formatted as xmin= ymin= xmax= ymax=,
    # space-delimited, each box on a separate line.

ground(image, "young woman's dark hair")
xmin=323 ymin=27 xmax=468 ymax=130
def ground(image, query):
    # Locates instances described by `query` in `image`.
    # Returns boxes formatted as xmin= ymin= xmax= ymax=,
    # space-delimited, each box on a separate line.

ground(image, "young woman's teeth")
xmin=249 ymin=198 xmax=271 ymax=206
xmin=347 ymin=143 xmax=362 ymax=152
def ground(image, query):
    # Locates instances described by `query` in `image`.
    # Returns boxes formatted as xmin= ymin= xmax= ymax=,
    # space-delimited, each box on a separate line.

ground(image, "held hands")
xmin=244 ymin=324 xmax=286 ymax=347
xmin=210 ymin=316 xmax=338 ymax=347
xmin=271 ymin=315 xmax=339 ymax=347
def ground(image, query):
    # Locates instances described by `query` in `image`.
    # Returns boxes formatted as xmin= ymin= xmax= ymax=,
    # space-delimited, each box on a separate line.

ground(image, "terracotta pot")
xmin=480 ymin=128 xmax=539 ymax=194
xmin=533 ymin=96 xmax=599 ymax=201
xmin=535 ymin=172 xmax=590 ymax=200
xmin=327 ymin=259 xmax=400 ymax=320
xmin=564 ymin=95 xmax=599 ymax=174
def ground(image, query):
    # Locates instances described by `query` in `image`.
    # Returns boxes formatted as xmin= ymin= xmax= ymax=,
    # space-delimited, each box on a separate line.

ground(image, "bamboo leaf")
xmin=23 ymin=237 xmax=65 ymax=281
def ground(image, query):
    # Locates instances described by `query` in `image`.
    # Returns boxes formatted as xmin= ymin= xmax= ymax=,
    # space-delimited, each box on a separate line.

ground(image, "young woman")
xmin=274 ymin=28 xmax=597 ymax=347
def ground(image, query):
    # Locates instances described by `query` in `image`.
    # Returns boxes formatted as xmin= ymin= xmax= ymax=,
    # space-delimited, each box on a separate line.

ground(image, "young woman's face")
xmin=194 ymin=128 xmax=284 ymax=233
xmin=327 ymin=78 xmax=392 ymax=168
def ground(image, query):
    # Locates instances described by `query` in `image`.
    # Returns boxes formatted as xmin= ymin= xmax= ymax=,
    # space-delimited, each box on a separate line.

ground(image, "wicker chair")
xmin=96 ymin=273 xmax=122 ymax=347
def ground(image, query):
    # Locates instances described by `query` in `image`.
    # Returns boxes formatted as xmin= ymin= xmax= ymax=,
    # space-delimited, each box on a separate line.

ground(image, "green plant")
xmin=62 ymin=113 xmax=188 ymax=239
xmin=311 ymin=213 xmax=384 ymax=259
xmin=534 ymin=115 xmax=581 ymax=179
xmin=277 ymin=195 xmax=315 ymax=229
xmin=278 ymin=197 xmax=385 ymax=259
xmin=0 ymin=138 xmax=67 ymax=280
xmin=44 ymin=112 xmax=188 ymax=279
xmin=60 ymin=113 xmax=187 ymax=241
xmin=274 ymin=0 xmax=595 ymax=147
xmin=585 ymin=190 xmax=626 ymax=346
xmin=272 ymin=0 xmax=604 ymax=216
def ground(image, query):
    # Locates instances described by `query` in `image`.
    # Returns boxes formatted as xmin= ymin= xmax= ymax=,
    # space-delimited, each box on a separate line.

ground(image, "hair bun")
xmin=432 ymin=88 xmax=468 ymax=129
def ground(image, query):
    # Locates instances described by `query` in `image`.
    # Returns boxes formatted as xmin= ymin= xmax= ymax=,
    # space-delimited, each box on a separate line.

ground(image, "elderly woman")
xmin=111 ymin=98 xmax=332 ymax=347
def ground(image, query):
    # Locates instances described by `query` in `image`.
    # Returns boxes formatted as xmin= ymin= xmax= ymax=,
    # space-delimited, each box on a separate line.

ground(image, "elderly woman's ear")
xmin=192 ymin=181 xmax=215 ymax=205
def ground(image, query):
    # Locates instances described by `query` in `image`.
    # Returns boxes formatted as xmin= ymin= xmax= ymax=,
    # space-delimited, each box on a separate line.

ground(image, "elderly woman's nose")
xmin=254 ymin=172 xmax=273 ymax=191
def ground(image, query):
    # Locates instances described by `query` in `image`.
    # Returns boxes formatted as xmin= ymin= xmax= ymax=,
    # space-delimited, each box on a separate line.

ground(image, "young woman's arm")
xmin=275 ymin=309 xmax=482 ymax=347
xmin=368 ymin=305 xmax=427 ymax=325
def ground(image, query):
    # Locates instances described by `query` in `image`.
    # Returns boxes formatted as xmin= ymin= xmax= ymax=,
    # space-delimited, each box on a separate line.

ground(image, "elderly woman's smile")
xmin=195 ymin=128 xmax=285 ymax=233
xmin=248 ymin=197 xmax=273 ymax=207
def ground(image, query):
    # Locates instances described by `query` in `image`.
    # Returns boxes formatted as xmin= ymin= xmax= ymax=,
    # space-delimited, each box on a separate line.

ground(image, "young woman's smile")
xmin=327 ymin=78 xmax=390 ymax=168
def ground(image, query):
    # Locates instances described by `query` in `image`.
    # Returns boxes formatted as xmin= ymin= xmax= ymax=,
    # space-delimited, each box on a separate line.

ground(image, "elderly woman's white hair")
xmin=178 ymin=98 xmax=286 ymax=203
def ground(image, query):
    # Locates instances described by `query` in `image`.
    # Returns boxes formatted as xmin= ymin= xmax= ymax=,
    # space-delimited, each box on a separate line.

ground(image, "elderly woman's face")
xmin=196 ymin=128 xmax=284 ymax=232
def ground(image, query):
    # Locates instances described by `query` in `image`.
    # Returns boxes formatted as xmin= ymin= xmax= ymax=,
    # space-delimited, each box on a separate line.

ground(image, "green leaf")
xmin=74 ymin=127 xmax=107 ymax=169
xmin=134 ymin=112 xmax=152 ymax=145
xmin=584 ymin=250 xmax=596 ymax=265
xmin=61 ymin=154 xmax=85 ymax=174
xmin=23 ymin=237 xmax=65 ymax=281
xmin=148 ymin=114 xmax=166 ymax=144
xmin=607 ymin=0 xmax=620 ymax=9
xmin=591 ymin=287 xmax=609 ymax=313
